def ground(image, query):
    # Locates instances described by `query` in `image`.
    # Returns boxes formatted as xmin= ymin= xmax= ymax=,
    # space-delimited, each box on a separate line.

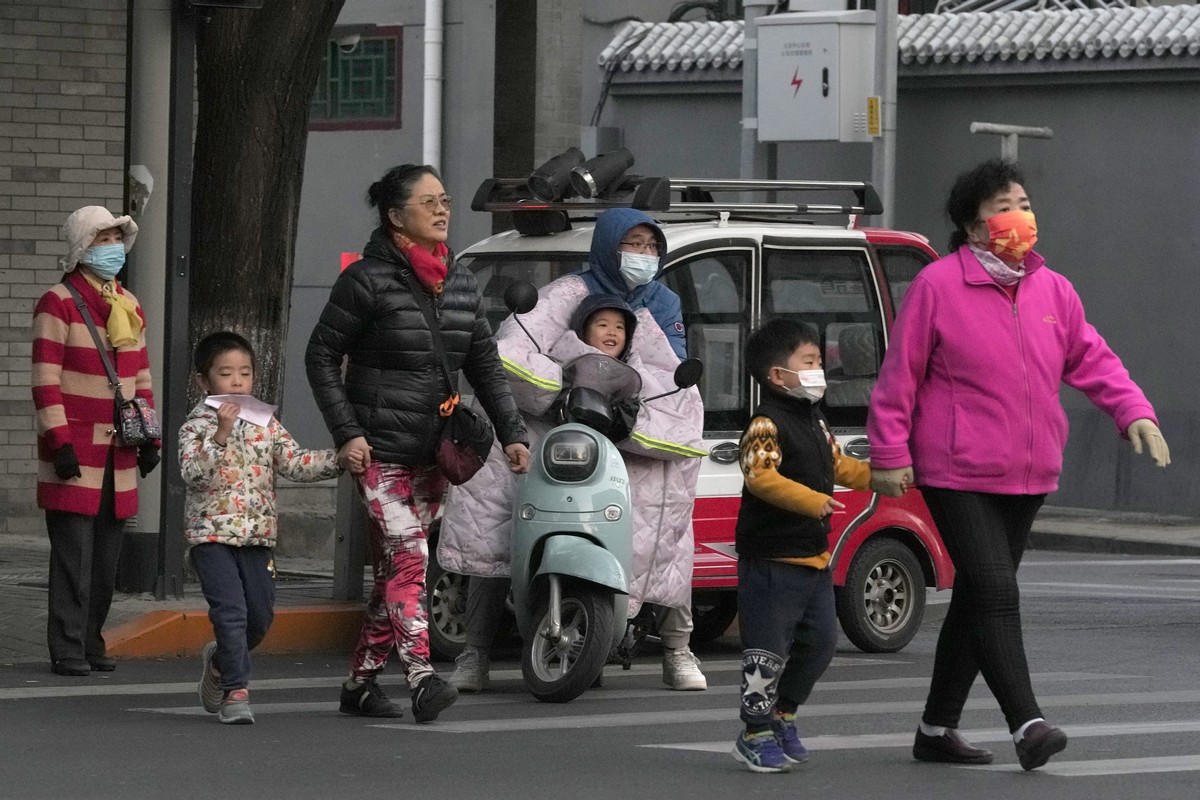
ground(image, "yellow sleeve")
xmin=740 ymin=416 xmax=830 ymax=518
xmin=833 ymin=441 xmax=872 ymax=491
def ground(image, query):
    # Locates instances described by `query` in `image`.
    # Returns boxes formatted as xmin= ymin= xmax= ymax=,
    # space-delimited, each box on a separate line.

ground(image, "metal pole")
xmin=157 ymin=0 xmax=195 ymax=599
xmin=969 ymin=121 xmax=1054 ymax=162
xmin=870 ymin=1 xmax=898 ymax=228
xmin=740 ymin=0 xmax=775 ymax=182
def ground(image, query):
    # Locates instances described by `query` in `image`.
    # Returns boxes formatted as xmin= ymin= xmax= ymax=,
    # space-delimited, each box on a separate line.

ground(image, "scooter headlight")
xmin=542 ymin=430 xmax=599 ymax=482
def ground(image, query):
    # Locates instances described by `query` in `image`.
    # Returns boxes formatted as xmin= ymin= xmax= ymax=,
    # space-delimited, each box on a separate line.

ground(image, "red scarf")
xmin=390 ymin=228 xmax=449 ymax=295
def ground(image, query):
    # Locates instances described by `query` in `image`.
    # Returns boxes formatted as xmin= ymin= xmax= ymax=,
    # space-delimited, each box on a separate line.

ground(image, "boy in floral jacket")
xmin=180 ymin=331 xmax=346 ymax=724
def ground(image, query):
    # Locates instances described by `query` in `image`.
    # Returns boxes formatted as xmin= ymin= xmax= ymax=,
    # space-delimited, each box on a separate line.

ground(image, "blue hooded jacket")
xmin=575 ymin=207 xmax=687 ymax=359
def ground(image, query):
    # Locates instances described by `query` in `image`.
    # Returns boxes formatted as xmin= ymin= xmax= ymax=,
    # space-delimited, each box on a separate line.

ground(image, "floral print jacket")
xmin=180 ymin=402 xmax=341 ymax=548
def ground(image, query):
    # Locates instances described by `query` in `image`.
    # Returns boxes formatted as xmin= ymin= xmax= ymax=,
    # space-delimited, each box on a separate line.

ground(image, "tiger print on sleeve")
xmin=739 ymin=416 xmax=831 ymax=519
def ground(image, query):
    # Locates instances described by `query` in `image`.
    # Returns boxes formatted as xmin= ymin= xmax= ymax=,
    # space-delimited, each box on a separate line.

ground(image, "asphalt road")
xmin=2 ymin=551 xmax=1200 ymax=800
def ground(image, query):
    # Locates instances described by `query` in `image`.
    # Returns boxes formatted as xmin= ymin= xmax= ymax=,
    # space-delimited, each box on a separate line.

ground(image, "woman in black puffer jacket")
xmin=306 ymin=164 xmax=529 ymax=723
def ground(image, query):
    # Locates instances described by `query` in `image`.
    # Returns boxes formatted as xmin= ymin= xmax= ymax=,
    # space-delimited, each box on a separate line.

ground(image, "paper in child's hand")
xmin=204 ymin=394 xmax=277 ymax=428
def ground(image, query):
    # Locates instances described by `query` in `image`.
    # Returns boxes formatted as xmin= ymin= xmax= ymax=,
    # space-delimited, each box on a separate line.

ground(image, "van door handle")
xmin=709 ymin=441 xmax=739 ymax=464
xmin=843 ymin=437 xmax=870 ymax=460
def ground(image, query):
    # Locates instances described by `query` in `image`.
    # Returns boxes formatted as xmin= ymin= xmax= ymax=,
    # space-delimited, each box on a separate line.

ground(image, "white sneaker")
xmin=663 ymin=646 xmax=707 ymax=691
xmin=448 ymin=646 xmax=490 ymax=692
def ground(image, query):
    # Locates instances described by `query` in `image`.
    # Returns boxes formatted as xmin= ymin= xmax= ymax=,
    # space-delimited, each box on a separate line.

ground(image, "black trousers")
xmin=46 ymin=455 xmax=125 ymax=664
xmin=920 ymin=487 xmax=1046 ymax=733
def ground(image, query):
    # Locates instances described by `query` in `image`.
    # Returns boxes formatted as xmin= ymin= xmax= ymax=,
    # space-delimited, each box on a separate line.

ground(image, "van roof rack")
xmin=470 ymin=176 xmax=884 ymax=218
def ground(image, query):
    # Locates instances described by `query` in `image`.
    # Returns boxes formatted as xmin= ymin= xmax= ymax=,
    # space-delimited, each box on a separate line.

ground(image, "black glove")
xmin=608 ymin=398 xmax=640 ymax=442
xmin=137 ymin=445 xmax=161 ymax=478
xmin=52 ymin=444 xmax=82 ymax=480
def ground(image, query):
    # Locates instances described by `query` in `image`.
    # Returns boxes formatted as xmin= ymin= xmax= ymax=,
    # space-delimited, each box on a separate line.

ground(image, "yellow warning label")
xmin=867 ymin=96 xmax=881 ymax=137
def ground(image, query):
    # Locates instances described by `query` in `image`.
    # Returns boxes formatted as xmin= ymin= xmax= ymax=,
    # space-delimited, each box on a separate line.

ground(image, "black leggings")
xmin=920 ymin=488 xmax=1046 ymax=733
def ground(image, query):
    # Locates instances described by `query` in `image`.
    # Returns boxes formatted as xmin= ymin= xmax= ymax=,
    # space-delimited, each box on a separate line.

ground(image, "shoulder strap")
xmin=64 ymin=280 xmax=125 ymax=398
xmin=399 ymin=269 xmax=458 ymax=415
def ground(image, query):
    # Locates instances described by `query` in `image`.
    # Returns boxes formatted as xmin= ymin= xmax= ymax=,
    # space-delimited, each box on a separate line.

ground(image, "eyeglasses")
xmin=619 ymin=239 xmax=662 ymax=255
xmin=406 ymin=194 xmax=452 ymax=212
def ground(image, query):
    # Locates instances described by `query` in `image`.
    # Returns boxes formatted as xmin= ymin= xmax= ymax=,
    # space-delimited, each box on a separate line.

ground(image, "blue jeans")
xmin=736 ymin=556 xmax=837 ymax=726
xmin=191 ymin=543 xmax=276 ymax=691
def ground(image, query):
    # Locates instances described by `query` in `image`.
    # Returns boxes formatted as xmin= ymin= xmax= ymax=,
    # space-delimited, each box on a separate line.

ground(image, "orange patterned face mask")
xmin=984 ymin=209 xmax=1038 ymax=262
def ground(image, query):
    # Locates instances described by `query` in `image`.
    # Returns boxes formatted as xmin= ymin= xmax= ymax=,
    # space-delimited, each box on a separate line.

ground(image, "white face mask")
xmin=619 ymin=251 xmax=659 ymax=289
xmin=778 ymin=367 xmax=826 ymax=402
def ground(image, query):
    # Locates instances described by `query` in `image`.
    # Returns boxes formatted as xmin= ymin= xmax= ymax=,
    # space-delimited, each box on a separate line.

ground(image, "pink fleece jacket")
xmin=868 ymin=246 xmax=1156 ymax=494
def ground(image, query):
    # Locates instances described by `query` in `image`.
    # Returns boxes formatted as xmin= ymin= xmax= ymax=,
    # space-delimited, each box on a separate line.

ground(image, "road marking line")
xmin=964 ymin=754 xmax=1200 ymax=776
xmin=1022 ymin=558 xmax=1200 ymax=568
xmin=646 ymin=719 xmax=1200 ymax=753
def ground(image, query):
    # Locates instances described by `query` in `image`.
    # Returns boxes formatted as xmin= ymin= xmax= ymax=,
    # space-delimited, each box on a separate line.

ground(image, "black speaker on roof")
xmin=528 ymin=148 xmax=585 ymax=202
xmin=569 ymin=148 xmax=634 ymax=199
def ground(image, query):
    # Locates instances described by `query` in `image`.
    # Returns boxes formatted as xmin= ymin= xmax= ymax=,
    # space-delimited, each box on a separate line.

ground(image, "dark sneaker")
xmin=1016 ymin=722 xmax=1067 ymax=771
xmin=411 ymin=674 xmax=458 ymax=723
xmin=771 ymin=713 xmax=810 ymax=763
xmin=913 ymin=728 xmax=995 ymax=764
xmin=87 ymin=655 xmax=116 ymax=672
xmin=340 ymin=678 xmax=404 ymax=718
xmin=51 ymin=659 xmax=90 ymax=677
xmin=732 ymin=730 xmax=792 ymax=773
xmin=217 ymin=688 xmax=255 ymax=725
xmin=198 ymin=641 xmax=222 ymax=714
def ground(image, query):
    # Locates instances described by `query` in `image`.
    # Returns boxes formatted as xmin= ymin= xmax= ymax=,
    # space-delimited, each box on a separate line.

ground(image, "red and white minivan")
xmin=427 ymin=175 xmax=954 ymax=656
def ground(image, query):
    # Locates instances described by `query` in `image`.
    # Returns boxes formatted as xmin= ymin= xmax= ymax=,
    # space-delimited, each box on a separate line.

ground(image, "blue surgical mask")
xmin=81 ymin=243 xmax=126 ymax=280
xmin=619 ymin=252 xmax=659 ymax=289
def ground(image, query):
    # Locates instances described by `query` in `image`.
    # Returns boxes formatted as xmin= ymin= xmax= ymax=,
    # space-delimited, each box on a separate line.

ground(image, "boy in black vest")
xmin=731 ymin=318 xmax=872 ymax=773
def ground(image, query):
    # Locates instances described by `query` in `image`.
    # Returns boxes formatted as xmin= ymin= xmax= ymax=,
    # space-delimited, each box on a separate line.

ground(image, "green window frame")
xmin=310 ymin=27 xmax=402 ymax=131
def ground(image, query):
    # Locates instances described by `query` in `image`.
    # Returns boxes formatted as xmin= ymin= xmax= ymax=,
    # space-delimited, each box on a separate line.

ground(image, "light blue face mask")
xmin=619 ymin=252 xmax=659 ymax=290
xmin=81 ymin=243 xmax=126 ymax=280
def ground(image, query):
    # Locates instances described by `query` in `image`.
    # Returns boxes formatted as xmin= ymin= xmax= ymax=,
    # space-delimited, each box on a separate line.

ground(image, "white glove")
xmin=1127 ymin=419 xmax=1170 ymax=468
xmin=870 ymin=466 xmax=913 ymax=498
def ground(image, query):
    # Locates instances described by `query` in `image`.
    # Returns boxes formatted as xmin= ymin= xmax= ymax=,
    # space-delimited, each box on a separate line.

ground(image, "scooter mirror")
xmin=504 ymin=281 xmax=539 ymax=315
xmin=674 ymin=358 xmax=704 ymax=390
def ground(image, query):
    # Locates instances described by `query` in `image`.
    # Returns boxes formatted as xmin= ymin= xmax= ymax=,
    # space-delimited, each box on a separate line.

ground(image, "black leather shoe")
xmin=1016 ymin=721 xmax=1067 ymax=771
xmin=913 ymin=728 xmax=995 ymax=764
xmin=87 ymin=655 xmax=116 ymax=672
xmin=51 ymin=658 xmax=91 ymax=677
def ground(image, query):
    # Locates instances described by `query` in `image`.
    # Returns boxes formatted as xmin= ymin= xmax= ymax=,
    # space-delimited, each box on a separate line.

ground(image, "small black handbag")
xmin=65 ymin=281 xmax=161 ymax=447
xmin=401 ymin=271 xmax=494 ymax=485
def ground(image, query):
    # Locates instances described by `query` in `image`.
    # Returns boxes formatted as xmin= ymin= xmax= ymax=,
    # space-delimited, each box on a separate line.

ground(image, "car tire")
xmin=689 ymin=592 xmax=738 ymax=645
xmin=835 ymin=537 xmax=926 ymax=654
xmin=426 ymin=520 xmax=469 ymax=662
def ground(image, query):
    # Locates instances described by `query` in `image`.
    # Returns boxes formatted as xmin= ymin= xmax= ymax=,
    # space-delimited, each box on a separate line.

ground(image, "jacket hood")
xmin=570 ymin=293 xmax=638 ymax=361
xmin=585 ymin=208 xmax=666 ymax=302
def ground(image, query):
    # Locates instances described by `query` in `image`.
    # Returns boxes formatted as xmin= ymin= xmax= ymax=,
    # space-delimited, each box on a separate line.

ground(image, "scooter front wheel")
xmin=522 ymin=583 xmax=614 ymax=703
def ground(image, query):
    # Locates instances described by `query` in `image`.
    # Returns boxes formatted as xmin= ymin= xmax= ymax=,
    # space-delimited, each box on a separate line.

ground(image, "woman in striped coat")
xmin=31 ymin=206 xmax=160 ymax=677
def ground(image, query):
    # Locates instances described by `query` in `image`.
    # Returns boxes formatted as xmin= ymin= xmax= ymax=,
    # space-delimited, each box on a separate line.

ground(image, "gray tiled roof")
xmin=597 ymin=4 xmax=1200 ymax=74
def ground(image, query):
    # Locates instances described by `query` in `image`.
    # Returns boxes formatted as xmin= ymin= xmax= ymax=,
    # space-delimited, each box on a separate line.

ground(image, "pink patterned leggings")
xmin=348 ymin=463 xmax=446 ymax=688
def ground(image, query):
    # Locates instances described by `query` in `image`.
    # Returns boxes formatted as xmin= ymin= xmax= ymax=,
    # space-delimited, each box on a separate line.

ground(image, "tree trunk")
xmin=190 ymin=0 xmax=346 ymax=405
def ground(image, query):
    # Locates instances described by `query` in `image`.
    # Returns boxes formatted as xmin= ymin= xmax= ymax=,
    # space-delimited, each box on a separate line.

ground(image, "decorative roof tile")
xmin=596 ymin=5 xmax=1200 ymax=75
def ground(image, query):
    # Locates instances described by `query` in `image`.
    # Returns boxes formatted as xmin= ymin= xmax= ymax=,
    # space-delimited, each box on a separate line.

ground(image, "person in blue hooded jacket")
xmin=440 ymin=207 xmax=707 ymax=693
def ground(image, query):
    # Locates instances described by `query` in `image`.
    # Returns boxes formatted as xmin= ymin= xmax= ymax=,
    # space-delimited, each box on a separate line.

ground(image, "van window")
xmin=762 ymin=245 xmax=883 ymax=428
xmin=875 ymin=244 xmax=935 ymax=312
xmin=459 ymin=254 xmax=588 ymax=332
xmin=661 ymin=249 xmax=753 ymax=436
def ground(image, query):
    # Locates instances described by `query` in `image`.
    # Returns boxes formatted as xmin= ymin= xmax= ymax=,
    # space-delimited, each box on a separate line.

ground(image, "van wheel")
xmin=835 ymin=538 xmax=925 ymax=653
xmin=426 ymin=521 xmax=468 ymax=662
xmin=690 ymin=593 xmax=738 ymax=645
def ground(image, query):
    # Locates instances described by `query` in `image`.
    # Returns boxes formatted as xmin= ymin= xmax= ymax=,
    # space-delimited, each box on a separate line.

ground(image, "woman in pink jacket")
xmin=868 ymin=159 xmax=1170 ymax=771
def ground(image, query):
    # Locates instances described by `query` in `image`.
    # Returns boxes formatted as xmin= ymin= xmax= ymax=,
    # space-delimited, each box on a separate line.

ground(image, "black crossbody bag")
xmin=65 ymin=281 xmax=160 ymax=448
xmin=400 ymin=271 xmax=494 ymax=485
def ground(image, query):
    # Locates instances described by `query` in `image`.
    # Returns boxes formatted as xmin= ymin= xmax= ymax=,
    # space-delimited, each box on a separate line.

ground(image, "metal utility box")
xmin=756 ymin=10 xmax=876 ymax=143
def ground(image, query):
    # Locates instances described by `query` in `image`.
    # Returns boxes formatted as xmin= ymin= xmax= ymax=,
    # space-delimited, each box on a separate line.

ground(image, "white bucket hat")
xmin=60 ymin=206 xmax=138 ymax=272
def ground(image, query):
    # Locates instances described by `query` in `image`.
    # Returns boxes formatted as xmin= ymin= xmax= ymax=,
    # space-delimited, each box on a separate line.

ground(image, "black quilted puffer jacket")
xmin=305 ymin=227 xmax=526 ymax=466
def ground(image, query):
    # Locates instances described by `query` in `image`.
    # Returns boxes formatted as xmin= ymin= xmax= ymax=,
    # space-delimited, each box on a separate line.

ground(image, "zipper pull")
xmin=1012 ymin=301 xmax=1018 ymax=317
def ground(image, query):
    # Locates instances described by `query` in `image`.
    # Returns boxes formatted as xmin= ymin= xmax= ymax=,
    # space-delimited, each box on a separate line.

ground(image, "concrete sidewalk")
xmin=3 ymin=506 xmax=1199 ymax=667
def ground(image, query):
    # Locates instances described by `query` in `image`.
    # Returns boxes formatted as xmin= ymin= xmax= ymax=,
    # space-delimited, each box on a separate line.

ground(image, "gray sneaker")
xmin=448 ymin=646 xmax=490 ymax=693
xmin=198 ymin=641 xmax=222 ymax=713
xmin=663 ymin=646 xmax=707 ymax=691
xmin=217 ymin=688 xmax=254 ymax=725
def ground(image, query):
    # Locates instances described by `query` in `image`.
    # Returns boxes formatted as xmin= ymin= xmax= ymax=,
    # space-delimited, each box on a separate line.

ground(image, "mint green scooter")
xmin=502 ymin=282 xmax=702 ymax=702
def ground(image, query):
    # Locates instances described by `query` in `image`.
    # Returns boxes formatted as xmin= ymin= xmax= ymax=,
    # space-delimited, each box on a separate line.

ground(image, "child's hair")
xmin=193 ymin=330 xmax=255 ymax=375
xmin=745 ymin=318 xmax=820 ymax=388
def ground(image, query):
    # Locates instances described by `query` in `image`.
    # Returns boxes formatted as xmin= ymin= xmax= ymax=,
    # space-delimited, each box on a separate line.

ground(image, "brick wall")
xmin=0 ymin=0 xmax=127 ymax=535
